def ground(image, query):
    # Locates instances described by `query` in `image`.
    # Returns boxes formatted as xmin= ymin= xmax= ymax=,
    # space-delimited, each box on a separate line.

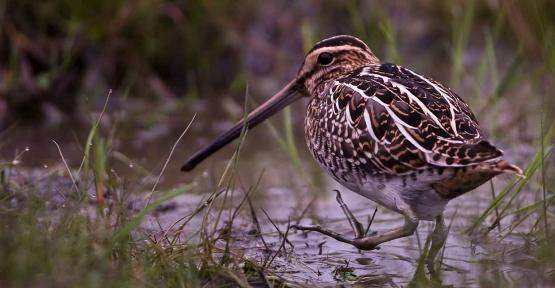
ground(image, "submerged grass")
xmin=0 ymin=163 xmax=203 ymax=287
xmin=2 ymin=2 xmax=555 ymax=287
xmin=468 ymin=120 xmax=555 ymax=236
xmin=0 ymin=92 xmax=275 ymax=288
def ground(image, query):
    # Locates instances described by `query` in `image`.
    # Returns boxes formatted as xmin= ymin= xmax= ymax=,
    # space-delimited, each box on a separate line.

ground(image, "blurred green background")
xmin=2 ymin=1 xmax=555 ymax=287
xmin=1 ymin=0 xmax=554 ymax=128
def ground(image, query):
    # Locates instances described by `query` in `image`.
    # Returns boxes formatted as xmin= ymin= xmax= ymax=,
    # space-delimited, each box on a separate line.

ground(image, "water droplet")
xmin=129 ymin=163 xmax=134 ymax=168
xmin=11 ymin=160 xmax=20 ymax=165
xmin=43 ymin=164 xmax=48 ymax=169
xmin=24 ymin=147 xmax=30 ymax=152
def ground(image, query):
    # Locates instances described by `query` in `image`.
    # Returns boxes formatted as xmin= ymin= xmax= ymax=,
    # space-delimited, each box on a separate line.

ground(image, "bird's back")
xmin=305 ymin=63 xmax=521 ymax=201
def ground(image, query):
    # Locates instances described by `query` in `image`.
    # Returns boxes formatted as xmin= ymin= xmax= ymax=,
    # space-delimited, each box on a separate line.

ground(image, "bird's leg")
xmin=291 ymin=190 xmax=366 ymax=244
xmin=293 ymin=191 xmax=419 ymax=250
xmin=426 ymin=214 xmax=448 ymax=272
xmin=350 ymin=209 xmax=419 ymax=250
xmin=334 ymin=190 xmax=365 ymax=238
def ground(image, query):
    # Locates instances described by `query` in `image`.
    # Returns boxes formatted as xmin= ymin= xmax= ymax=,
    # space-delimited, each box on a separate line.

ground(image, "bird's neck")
xmin=305 ymin=67 xmax=352 ymax=97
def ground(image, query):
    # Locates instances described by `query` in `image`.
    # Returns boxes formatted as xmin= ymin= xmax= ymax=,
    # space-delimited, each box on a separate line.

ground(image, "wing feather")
xmin=328 ymin=63 xmax=502 ymax=175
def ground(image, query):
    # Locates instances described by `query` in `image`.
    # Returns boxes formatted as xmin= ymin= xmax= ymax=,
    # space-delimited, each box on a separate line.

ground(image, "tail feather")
xmin=478 ymin=159 xmax=524 ymax=178
xmin=433 ymin=159 xmax=524 ymax=199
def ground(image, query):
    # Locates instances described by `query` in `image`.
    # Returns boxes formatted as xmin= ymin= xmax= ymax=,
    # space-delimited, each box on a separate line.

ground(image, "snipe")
xmin=181 ymin=35 xmax=522 ymax=257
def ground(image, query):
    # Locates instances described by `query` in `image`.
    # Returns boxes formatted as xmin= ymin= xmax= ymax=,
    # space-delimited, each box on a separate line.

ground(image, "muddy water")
xmin=141 ymin=181 xmax=542 ymax=287
xmin=0 ymin=102 xmax=546 ymax=287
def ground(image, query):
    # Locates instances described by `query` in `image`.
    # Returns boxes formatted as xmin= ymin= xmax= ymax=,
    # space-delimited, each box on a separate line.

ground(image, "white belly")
xmin=304 ymin=118 xmax=453 ymax=220
xmin=333 ymin=171 xmax=452 ymax=221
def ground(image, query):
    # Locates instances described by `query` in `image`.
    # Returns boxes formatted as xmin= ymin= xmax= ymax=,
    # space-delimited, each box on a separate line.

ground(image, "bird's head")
xmin=296 ymin=35 xmax=379 ymax=96
xmin=182 ymin=35 xmax=379 ymax=171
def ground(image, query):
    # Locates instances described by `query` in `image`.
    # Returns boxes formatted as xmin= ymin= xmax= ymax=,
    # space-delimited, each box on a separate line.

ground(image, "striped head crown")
xmin=297 ymin=35 xmax=380 ymax=95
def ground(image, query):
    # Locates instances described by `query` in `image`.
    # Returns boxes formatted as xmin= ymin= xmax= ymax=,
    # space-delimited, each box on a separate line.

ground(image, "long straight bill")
xmin=181 ymin=79 xmax=301 ymax=171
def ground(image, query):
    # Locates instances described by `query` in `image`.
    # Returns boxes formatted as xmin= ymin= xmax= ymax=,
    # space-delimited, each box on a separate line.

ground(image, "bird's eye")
xmin=317 ymin=52 xmax=334 ymax=65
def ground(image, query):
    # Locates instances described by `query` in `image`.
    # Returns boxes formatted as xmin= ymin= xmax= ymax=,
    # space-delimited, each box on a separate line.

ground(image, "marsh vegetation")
xmin=1 ymin=1 xmax=555 ymax=287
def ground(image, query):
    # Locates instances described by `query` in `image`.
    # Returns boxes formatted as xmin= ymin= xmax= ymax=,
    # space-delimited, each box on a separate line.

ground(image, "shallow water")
xmin=1 ymin=101 xmax=548 ymax=287
xmin=139 ymin=181 xmax=545 ymax=287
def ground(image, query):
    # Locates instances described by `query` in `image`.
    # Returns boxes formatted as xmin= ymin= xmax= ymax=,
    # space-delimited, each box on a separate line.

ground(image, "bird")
xmin=181 ymin=35 xmax=522 ymax=258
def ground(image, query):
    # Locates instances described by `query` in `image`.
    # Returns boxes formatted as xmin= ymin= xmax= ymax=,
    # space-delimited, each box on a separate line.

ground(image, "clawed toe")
xmin=353 ymin=238 xmax=380 ymax=250
xmin=292 ymin=224 xmax=353 ymax=244
xmin=292 ymin=191 xmax=418 ymax=251
xmin=292 ymin=224 xmax=381 ymax=250
xmin=291 ymin=191 xmax=390 ymax=250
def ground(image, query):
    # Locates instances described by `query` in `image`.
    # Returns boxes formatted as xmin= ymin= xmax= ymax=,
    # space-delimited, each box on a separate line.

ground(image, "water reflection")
xmin=0 ymin=103 xmax=540 ymax=287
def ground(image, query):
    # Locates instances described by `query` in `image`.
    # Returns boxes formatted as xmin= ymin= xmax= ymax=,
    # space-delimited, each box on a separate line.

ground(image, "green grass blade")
xmin=113 ymin=184 xmax=192 ymax=242
xmin=468 ymin=121 xmax=555 ymax=233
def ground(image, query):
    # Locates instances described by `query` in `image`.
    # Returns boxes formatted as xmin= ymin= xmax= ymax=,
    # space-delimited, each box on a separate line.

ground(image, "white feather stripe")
xmin=360 ymin=72 xmax=447 ymax=133
xmin=363 ymin=151 xmax=374 ymax=159
xmin=334 ymin=80 xmax=472 ymax=164
xmin=402 ymin=68 xmax=460 ymax=137
xmin=394 ymin=121 xmax=432 ymax=154
xmin=345 ymin=103 xmax=354 ymax=125
xmin=329 ymin=83 xmax=340 ymax=114
xmin=337 ymin=82 xmax=417 ymax=129
xmin=363 ymin=109 xmax=380 ymax=143
xmin=370 ymin=96 xmax=417 ymax=129
xmin=437 ymin=136 xmax=463 ymax=144
xmin=338 ymin=80 xmax=459 ymax=167
xmin=335 ymin=81 xmax=367 ymax=99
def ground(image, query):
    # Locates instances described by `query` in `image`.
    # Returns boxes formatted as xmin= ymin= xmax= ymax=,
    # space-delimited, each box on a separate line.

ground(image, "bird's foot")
xmin=425 ymin=214 xmax=448 ymax=273
xmin=291 ymin=223 xmax=381 ymax=250
xmin=293 ymin=190 xmax=418 ymax=250
xmin=333 ymin=189 xmax=378 ymax=238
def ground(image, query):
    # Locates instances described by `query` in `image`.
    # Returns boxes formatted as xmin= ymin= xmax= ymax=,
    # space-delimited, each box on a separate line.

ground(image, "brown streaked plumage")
xmin=181 ymin=35 xmax=522 ymax=254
